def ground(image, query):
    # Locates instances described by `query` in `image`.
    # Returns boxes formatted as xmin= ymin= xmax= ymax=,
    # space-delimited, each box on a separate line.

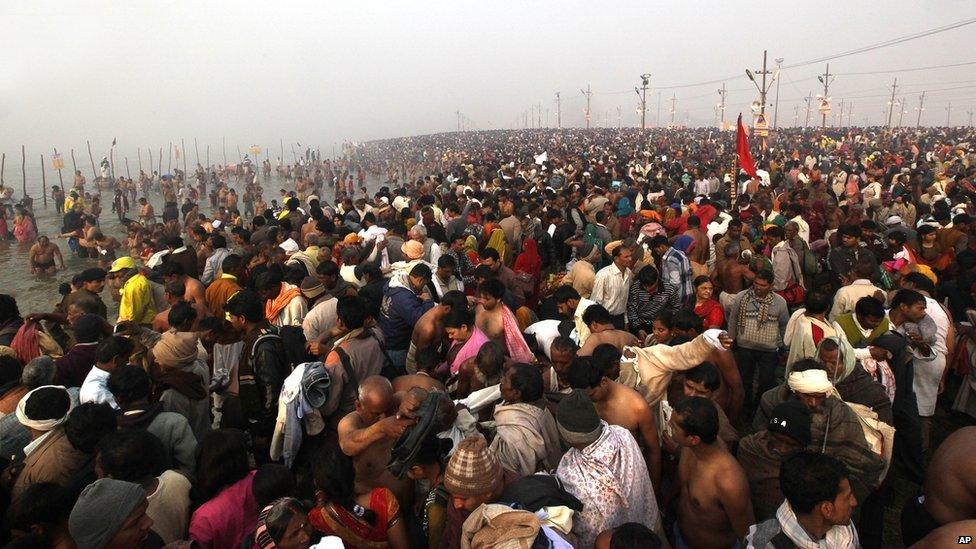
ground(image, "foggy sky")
xmin=2 ymin=0 xmax=975 ymax=166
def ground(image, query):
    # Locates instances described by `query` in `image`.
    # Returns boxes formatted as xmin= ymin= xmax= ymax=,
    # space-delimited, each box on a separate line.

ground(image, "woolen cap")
xmin=556 ymin=389 xmax=603 ymax=445
xmin=444 ymin=435 xmax=501 ymax=497
xmin=767 ymin=400 xmax=812 ymax=446
xmin=69 ymin=479 xmax=146 ymax=549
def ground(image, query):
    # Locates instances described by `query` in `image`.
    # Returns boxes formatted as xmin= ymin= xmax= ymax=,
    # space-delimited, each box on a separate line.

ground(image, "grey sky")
xmin=2 ymin=1 xmax=975 ymax=166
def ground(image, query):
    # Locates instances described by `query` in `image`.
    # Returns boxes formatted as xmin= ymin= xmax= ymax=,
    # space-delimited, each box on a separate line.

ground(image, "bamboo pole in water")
xmin=148 ymin=148 xmax=154 ymax=177
xmin=70 ymin=149 xmax=77 ymax=175
xmin=138 ymin=148 xmax=142 ymax=172
xmin=194 ymin=138 xmax=200 ymax=167
xmin=40 ymin=154 xmax=47 ymax=207
xmin=157 ymin=147 xmax=162 ymax=177
xmin=168 ymin=142 xmax=172 ymax=174
xmin=1 ymin=153 xmax=5 ymax=185
xmin=125 ymin=157 xmax=131 ymax=179
xmin=21 ymin=146 xmax=27 ymax=198
xmin=206 ymin=145 xmax=210 ymax=168
xmin=222 ymin=137 xmax=227 ymax=166
xmin=86 ymin=141 xmax=97 ymax=180
xmin=182 ymin=138 xmax=187 ymax=176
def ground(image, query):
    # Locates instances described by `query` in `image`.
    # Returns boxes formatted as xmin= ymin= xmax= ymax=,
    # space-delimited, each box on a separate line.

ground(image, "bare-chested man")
xmin=568 ymin=350 xmax=662 ymax=489
xmin=714 ymin=244 xmax=755 ymax=310
xmin=29 ymin=236 xmax=64 ymax=274
xmin=138 ymin=197 xmax=155 ymax=225
xmin=338 ymin=376 xmax=416 ymax=506
xmin=407 ymin=290 xmax=467 ymax=374
xmin=474 ymin=278 xmax=507 ymax=344
xmin=160 ymin=262 xmax=208 ymax=320
xmin=901 ymin=426 xmax=976 ymax=546
xmin=670 ymin=396 xmax=754 ymax=548
xmin=577 ymin=304 xmax=639 ymax=356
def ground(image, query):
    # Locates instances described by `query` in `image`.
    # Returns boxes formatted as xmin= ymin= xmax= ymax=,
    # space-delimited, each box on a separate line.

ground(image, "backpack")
xmin=278 ymin=325 xmax=313 ymax=369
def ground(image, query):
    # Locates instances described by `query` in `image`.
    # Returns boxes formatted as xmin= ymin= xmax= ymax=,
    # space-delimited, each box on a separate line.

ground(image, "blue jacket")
xmin=378 ymin=283 xmax=434 ymax=350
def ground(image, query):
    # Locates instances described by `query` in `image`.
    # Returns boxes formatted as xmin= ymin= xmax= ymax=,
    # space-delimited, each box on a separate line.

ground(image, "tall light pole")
xmin=635 ymin=73 xmax=651 ymax=130
xmin=946 ymin=102 xmax=952 ymax=126
xmin=898 ymin=97 xmax=907 ymax=127
xmin=818 ymin=64 xmax=834 ymax=128
xmin=746 ymin=50 xmax=777 ymax=150
xmin=792 ymin=104 xmax=799 ymax=127
xmin=916 ymin=91 xmax=926 ymax=127
xmin=773 ymin=57 xmax=784 ymax=128
xmin=886 ymin=78 xmax=899 ymax=127
xmin=581 ymin=85 xmax=592 ymax=129
xmin=717 ymin=83 xmax=728 ymax=128
xmin=555 ymin=92 xmax=562 ymax=129
xmin=804 ymin=92 xmax=813 ymax=127
xmin=670 ymin=94 xmax=677 ymax=126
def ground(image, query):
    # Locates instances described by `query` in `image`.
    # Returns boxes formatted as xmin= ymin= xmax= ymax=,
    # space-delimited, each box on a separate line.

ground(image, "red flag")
xmin=736 ymin=114 xmax=757 ymax=178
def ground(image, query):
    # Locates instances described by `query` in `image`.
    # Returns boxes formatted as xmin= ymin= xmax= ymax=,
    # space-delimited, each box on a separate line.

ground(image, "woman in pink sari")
xmin=12 ymin=207 xmax=36 ymax=244
xmin=442 ymin=308 xmax=489 ymax=377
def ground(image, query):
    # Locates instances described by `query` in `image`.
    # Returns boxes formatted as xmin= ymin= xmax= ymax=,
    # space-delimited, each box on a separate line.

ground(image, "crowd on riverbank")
xmin=0 ymin=125 xmax=972 ymax=548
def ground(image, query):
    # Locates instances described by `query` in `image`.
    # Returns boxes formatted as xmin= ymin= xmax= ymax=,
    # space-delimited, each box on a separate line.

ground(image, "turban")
xmin=787 ymin=369 xmax=833 ymax=395
xmin=153 ymin=330 xmax=199 ymax=369
xmin=16 ymin=385 xmax=72 ymax=432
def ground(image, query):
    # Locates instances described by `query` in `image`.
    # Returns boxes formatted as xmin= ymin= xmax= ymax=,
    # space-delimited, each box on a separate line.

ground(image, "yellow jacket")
xmin=118 ymin=272 xmax=155 ymax=325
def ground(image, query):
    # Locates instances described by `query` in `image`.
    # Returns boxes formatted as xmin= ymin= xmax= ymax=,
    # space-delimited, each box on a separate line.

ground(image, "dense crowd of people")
xmin=0 ymin=125 xmax=973 ymax=548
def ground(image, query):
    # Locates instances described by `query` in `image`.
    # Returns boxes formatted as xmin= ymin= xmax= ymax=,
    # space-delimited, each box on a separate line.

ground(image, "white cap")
xmin=885 ymin=215 xmax=903 ymax=226
xmin=212 ymin=220 xmax=222 ymax=229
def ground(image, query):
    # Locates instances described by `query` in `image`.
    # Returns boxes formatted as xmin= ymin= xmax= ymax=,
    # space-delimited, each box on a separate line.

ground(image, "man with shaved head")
xmin=338 ymin=375 xmax=416 ymax=506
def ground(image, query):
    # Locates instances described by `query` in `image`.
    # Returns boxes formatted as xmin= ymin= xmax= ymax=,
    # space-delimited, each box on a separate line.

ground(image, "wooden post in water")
xmin=148 ymin=149 xmax=154 ymax=177
xmin=21 ymin=146 xmax=27 ymax=198
xmin=125 ymin=157 xmax=131 ymax=179
xmin=280 ymin=138 xmax=284 ymax=164
xmin=168 ymin=142 xmax=173 ymax=174
xmin=110 ymin=147 xmax=115 ymax=181
xmin=138 ymin=148 xmax=142 ymax=172
xmin=157 ymin=147 xmax=162 ymax=177
xmin=222 ymin=137 xmax=227 ymax=166
xmin=70 ymin=149 xmax=77 ymax=175
xmin=236 ymin=145 xmax=242 ymax=164
xmin=182 ymin=138 xmax=187 ymax=176
xmin=40 ymin=154 xmax=47 ymax=207
xmin=194 ymin=138 xmax=200 ymax=167
xmin=53 ymin=148 xmax=64 ymax=189
xmin=86 ymin=141 xmax=97 ymax=180
xmin=1 ymin=153 xmax=5 ymax=185
xmin=206 ymin=145 xmax=210 ymax=168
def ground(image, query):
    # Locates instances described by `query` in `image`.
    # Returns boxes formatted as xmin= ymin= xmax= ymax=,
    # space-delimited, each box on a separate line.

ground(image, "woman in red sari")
xmin=513 ymin=237 xmax=542 ymax=307
xmin=688 ymin=275 xmax=725 ymax=329
xmin=308 ymin=447 xmax=409 ymax=549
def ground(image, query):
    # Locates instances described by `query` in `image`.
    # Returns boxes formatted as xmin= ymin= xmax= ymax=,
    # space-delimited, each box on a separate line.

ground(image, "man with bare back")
xmin=338 ymin=376 xmax=416 ymax=506
xmin=406 ymin=290 xmax=467 ymax=374
xmin=901 ymin=426 xmax=976 ymax=546
xmin=670 ymin=396 xmax=754 ymax=548
xmin=29 ymin=236 xmax=64 ymax=274
xmin=715 ymin=244 xmax=755 ymax=311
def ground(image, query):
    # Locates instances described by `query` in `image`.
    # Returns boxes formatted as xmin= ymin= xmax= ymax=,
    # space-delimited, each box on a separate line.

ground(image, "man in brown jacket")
xmin=11 ymin=386 xmax=85 ymax=498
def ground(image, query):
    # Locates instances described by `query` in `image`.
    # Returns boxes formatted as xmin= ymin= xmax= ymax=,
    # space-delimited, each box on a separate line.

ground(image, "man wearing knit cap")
xmin=440 ymin=435 xmax=518 ymax=549
xmin=738 ymin=399 xmax=813 ymax=521
xmin=753 ymin=360 xmax=885 ymax=505
xmin=555 ymin=389 xmax=660 ymax=548
xmin=69 ymin=478 xmax=156 ymax=548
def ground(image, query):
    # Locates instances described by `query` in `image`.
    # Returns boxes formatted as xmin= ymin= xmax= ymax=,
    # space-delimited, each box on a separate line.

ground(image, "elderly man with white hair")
xmin=408 ymin=223 xmax=441 ymax=265
xmin=754 ymin=359 xmax=886 ymax=505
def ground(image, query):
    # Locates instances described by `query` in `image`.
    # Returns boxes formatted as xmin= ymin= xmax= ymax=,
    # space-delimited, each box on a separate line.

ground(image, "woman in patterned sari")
xmin=308 ymin=447 xmax=409 ymax=549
